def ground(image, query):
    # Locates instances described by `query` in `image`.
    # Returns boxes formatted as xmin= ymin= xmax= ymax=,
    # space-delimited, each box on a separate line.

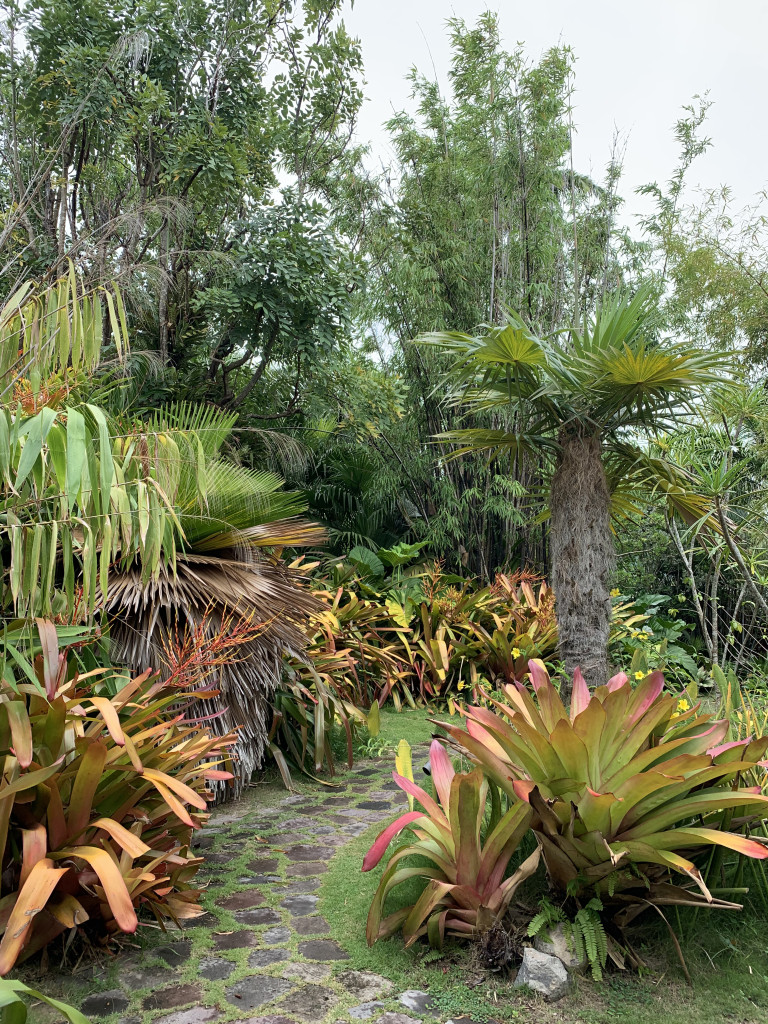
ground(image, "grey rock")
xmin=280 ymin=894 xmax=318 ymax=916
xmin=154 ymin=1010 xmax=221 ymax=1024
xmin=249 ymin=949 xmax=291 ymax=967
xmin=263 ymin=925 xmax=292 ymax=944
xmin=513 ymin=947 xmax=572 ymax=1002
xmin=239 ymin=1017 xmax=294 ymax=1024
xmin=297 ymin=939 xmax=349 ymax=961
xmin=281 ymin=962 xmax=331 ymax=983
xmin=81 ymin=991 xmax=130 ymax=1016
xmin=198 ymin=956 xmax=236 ymax=981
xmin=398 ymin=990 xmax=436 ymax=1014
xmin=279 ymin=984 xmax=338 ymax=1020
xmin=225 ymin=975 xmax=294 ymax=1011
xmin=534 ymin=923 xmax=587 ymax=972
xmin=374 ymin=1015 xmax=420 ymax=1024
xmin=350 ymin=1002 xmax=387 ymax=1019
xmin=338 ymin=970 xmax=393 ymax=1001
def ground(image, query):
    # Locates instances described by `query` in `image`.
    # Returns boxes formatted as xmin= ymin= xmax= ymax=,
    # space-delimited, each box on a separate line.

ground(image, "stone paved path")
xmin=69 ymin=745 xmax=455 ymax=1024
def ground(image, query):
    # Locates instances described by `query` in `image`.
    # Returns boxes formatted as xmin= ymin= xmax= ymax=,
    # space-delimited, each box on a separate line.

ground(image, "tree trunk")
xmin=550 ymin=427 xmax=614 ymax=696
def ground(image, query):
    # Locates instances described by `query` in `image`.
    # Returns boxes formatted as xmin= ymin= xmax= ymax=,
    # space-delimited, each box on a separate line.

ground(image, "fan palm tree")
xmin=104 ymin=402 xmax=325 ymax=791
xmin=424 ymin=286 xmax=727 ymax=692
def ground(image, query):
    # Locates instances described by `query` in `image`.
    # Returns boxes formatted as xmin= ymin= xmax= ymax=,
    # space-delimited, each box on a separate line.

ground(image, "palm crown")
xmin=424 ymin=286 xmax=728 ymax=690
xmin=425 ymin=286 xmax=726 ymax=460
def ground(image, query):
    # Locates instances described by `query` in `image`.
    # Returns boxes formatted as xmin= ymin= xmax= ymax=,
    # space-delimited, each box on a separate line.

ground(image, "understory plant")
xmin=437 ymin=661 xmax=768 ymax=923
xmin=0 ymin=978 xmax=88 ymax=1023
xmin=0 ymin=622 xmax=235 ymax=973
xmin=362 ymin=739 xmax=539 ymax=947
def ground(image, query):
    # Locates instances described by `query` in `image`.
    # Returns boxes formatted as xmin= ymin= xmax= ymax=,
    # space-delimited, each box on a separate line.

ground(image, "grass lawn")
xmin=320 ymin=791 xmax=768 ymax=1024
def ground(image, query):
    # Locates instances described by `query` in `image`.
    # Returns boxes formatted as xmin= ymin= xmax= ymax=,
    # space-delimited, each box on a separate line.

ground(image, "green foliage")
xmin=0 ymin=978 xmax=89 ymax=1023
xmin=362 ymin=740 xmax=538 ymax=948
xmin=0 ymin=620 xmax=235 ymax=973
xmin=438 ymin=661 xmax=768 ymax=912
xmin=528 ymin=897 xmax=609 ymax=981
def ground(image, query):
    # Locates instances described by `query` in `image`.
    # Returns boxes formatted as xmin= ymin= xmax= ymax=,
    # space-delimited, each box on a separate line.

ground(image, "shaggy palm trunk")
xmin=549 ymin=427 xmax=614 ymax=697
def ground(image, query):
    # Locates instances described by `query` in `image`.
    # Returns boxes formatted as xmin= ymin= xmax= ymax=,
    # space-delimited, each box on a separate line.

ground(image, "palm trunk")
xmin=550 ymin=427 xmax=614 ymax=696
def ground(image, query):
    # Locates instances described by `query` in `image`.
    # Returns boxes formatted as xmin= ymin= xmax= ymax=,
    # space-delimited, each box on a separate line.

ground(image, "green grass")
xmin=376 ymin=706 xmax=438 ymax=749
xmin=320 ymin=820 xmax=768 ymax=1024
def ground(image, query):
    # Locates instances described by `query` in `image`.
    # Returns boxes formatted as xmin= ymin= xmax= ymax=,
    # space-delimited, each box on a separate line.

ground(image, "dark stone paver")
xmin=292 ymin=915 xmax=330 ymax=935
xmin=280 ymin=894 xmax=318 ymax=916
xmin=249 ymin=948 xmax=291 ymax=967
xmin=214 ymin=929 xmax=260 ymax=950
xmin=81 ymin=990 xmax=130 ymax=1016
xmin=297 ymin=939 xmax=349 ymax=961
xmin=279 ymin=984 xmax=338 ymax=1020
xmin=234 ymin=907 xmax=281 ymax=926
xmin=248 ymin=857 xmax=280 ymax=872
xmin=358 ymin=800 xmax=392 ymax=811
xmin=199 ymin=956 xmax=236 ymax=981
xmin=183 ymin=912 xmax=217 ymax=929
xmin=225 ymin=975 xmax=293 ymax=1011
xmin=286 ymin=861 xmax=327 ymax=876
xmin=263 ymin=925 xmax=292 ymax=944
xmin=220 ymin=888 xmax=265 ymax=910
xmin=284 ymin=844 xmax=335 ymax=861
xmin=142 ymin=984 xmax=202 ymax=1011
xmin=277 ymin=877 xmax=321 ymax=894
xmin=156 ymin=940 xmax=193 ymax=966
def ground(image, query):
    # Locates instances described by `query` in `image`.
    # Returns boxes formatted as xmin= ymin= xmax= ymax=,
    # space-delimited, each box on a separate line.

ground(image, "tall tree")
xmin=426 ymin=287 xmax=724 ymax=690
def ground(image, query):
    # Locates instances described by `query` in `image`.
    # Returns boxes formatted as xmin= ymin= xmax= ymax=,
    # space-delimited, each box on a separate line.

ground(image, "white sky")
xmin=342 ymin=0 xmax=767 ymax=225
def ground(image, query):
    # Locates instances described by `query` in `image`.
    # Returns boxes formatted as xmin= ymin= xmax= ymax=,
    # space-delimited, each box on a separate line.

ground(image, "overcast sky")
xmin=342 ymin=0 xmax=766 ymax=225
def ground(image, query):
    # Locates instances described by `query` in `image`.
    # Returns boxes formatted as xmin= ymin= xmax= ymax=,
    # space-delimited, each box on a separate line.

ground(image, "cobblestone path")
xmin=68 ymin=746 xmax=448 ymax=1024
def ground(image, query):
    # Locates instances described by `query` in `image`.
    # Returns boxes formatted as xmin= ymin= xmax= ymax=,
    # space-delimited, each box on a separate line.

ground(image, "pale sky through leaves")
xmin=343 ymin=0 xmax=766 ymax=225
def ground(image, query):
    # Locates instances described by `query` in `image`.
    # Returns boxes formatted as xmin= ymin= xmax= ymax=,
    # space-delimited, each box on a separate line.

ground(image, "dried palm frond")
xmin=106 ymin=547 xmax=323 ymax=794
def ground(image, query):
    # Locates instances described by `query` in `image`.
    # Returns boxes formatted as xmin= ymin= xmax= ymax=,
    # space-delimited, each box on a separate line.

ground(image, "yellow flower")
xmin=457 ymin=681 xmax=466 ymax=691
xmin=511 ymin=647 xmax=521 ymax=658
xmin=634 ymin=670 xmax=645 ymax=680
xmin=677 ymin=698 xmax=690 ymax=713
xmin=610 ymin=588 xmax=620 ymax=597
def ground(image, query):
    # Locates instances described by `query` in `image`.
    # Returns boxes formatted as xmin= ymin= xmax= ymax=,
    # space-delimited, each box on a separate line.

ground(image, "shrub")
xmin=0 ymin=622 xmax=235 ymax=973
xmin=362 ymin=739 xmax=539 ymax=948
xmin=437 ymin=660 xmax=768 ymax=915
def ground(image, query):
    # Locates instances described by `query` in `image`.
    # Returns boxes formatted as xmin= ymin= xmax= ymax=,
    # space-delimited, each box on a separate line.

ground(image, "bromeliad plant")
xmin=362 ymin=740 xmax=540 ymax=948
xmin=0 ymin=621 xmax=235 ymax=973
xmin=437 ymin=661 xmax=768 ymax=913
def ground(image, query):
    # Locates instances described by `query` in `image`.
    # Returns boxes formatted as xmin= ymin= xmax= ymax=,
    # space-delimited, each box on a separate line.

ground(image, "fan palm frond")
xmin=106 ymin=550 xmax=322 ymax=790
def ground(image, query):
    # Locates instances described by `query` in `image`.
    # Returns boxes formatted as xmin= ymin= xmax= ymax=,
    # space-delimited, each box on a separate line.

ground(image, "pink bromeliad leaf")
xmin=362 ymin=811 xmax=425 ymax=872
